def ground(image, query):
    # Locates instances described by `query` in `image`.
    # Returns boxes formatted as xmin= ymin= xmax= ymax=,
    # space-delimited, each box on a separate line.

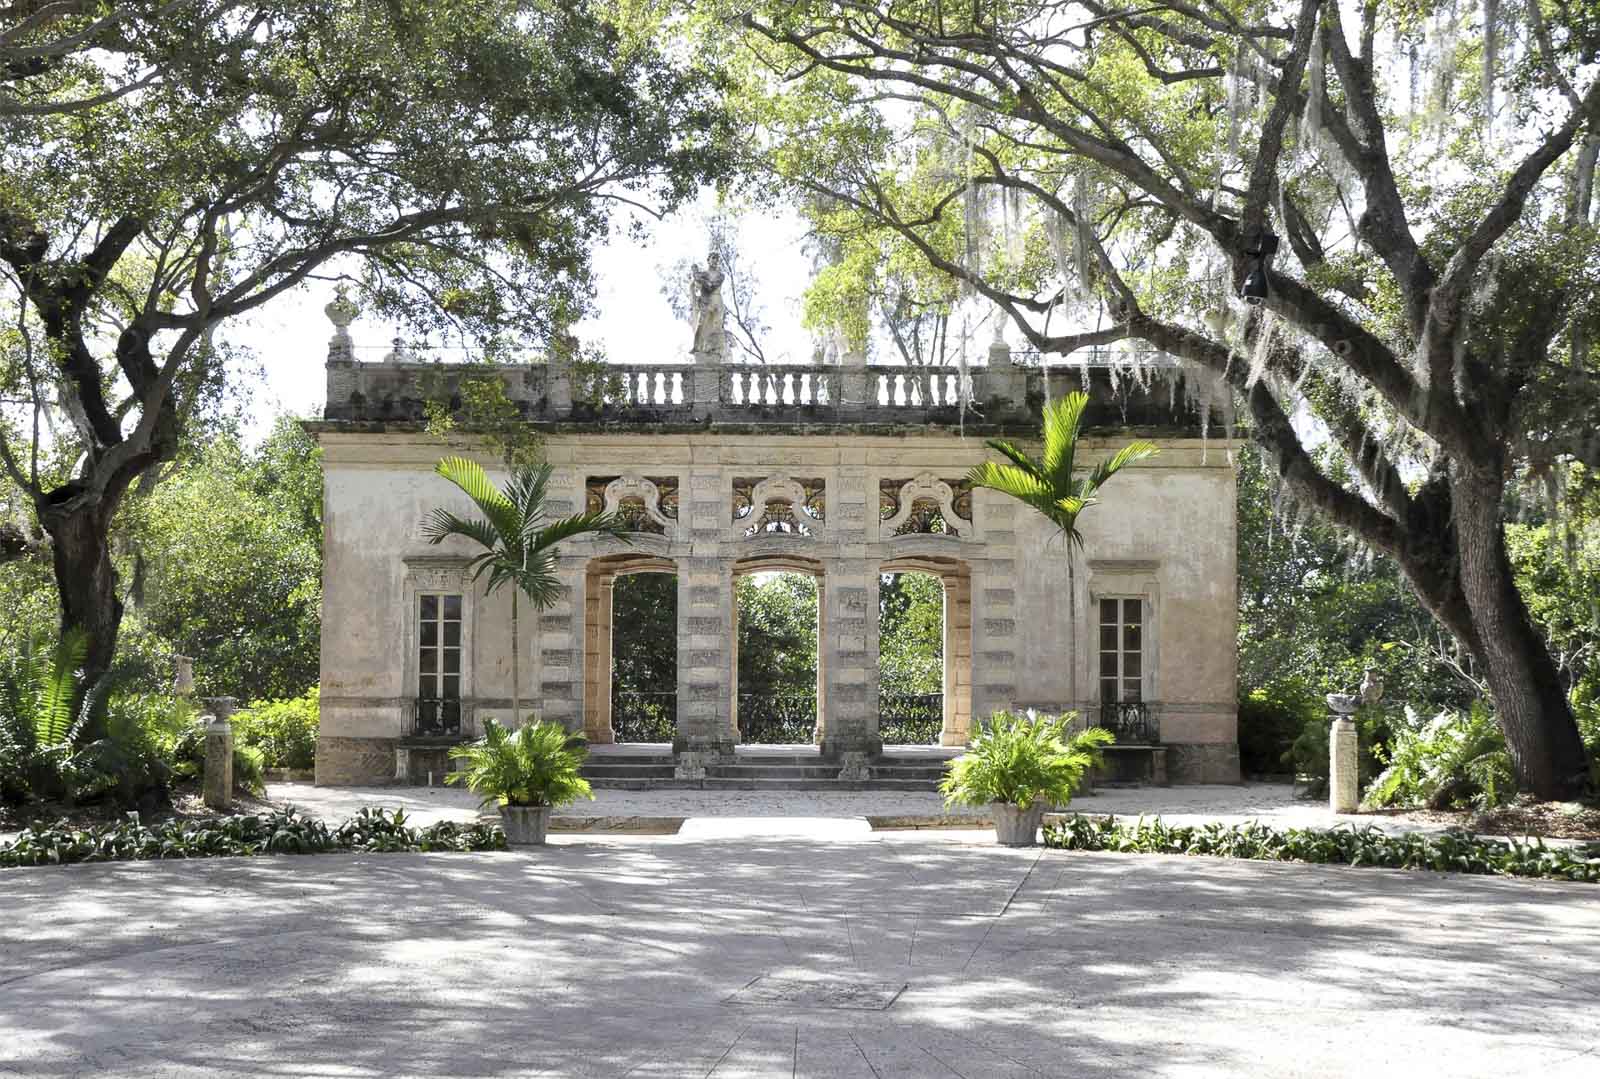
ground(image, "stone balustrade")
xmin=323 ymin=336 xmax=1214 ymax=432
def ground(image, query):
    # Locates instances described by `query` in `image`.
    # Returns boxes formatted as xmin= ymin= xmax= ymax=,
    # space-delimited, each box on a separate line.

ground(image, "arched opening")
xmin=881 ymin=556 xmax=973 ymax=746
xmin=877 ymin=570 xmax=945 ymax=745
xmin=583 ymin=554 xmax=677 ymax=745
xmin=732 ymin=556 xmax=824 ymax=745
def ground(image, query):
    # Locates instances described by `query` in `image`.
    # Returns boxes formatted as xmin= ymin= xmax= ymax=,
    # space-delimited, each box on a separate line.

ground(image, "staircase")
xmin=580 ymin=746 xmax=955 ymax=791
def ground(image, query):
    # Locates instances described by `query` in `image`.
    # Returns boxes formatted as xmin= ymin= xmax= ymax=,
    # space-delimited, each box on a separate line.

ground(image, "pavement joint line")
xmin=995 ymin=847 xmax=1045 ymax=917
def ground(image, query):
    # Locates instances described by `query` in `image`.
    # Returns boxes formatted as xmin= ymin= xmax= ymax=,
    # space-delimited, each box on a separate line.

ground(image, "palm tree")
xmin=424 ymin=457 xmax=628 ymax=730
xmin=966 ymin=391 xmax=1158 ymax=708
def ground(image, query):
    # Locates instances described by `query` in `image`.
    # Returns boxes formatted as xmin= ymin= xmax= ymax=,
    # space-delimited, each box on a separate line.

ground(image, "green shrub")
xmin=1237 ymin=680 xmax=1323 ymax=776
xmin=940 ymin=710 xmax=1114 ymax=811
xmin=230 ymin=688 xmax=318 ymax=770
xmin=1042 ymin=814 xmax=1600 ymax=884
xmin=1364 ymin=702 xmax=1515 ymax=811
xmin=0 ymin=806 xmax=505 ymax=868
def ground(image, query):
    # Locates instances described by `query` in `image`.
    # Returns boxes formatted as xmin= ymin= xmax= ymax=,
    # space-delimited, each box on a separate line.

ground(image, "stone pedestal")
xmin=203 ymin=719 xmax=234 ymax=810
xmin=691 ymin=362 xmax=721 ymax=412
xmin=1330 ymin=716 xmax=1359 ymax=814
xmin=548 ymin=357 xmax=572 ymax=412
xmin=986 ymin=341 xmax=1027 ymax=409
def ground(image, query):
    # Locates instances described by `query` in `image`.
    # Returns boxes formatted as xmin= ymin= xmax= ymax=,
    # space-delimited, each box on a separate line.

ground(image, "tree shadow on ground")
xmin=1 ymin=840 xmax=1597 ymax=1077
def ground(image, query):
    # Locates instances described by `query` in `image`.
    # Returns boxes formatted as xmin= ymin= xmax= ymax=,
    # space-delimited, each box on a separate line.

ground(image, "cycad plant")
xmin=966 ymin=391 xmax=1157 ymax=704
xmin=424 ymin=458 xmax=627 ymax=728
xmin=940 ymin=710 xmax=1114 ymax=810
xmin=447 ymin=718 xmax=593 ymax=808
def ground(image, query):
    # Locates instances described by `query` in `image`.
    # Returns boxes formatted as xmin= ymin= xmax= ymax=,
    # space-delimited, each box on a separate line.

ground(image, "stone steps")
xmin=578 ymin=751 xmax=951 ymax=791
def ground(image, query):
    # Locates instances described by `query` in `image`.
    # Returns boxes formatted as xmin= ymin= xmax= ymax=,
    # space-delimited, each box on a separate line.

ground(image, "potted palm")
xmin=447 ymin=718 xmax=593 ymax=844
xmin=940 ymin=710 xmax=1114 ymax=846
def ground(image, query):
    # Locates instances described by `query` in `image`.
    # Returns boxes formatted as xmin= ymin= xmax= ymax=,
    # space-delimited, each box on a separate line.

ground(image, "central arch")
xmin=731 ymin=554 xmax=826 ymax=745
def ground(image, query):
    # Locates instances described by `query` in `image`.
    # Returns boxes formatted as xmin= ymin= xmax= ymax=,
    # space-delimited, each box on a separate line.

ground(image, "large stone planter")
xmin=499 ymin=805 xmax=552 ymax=846
xmin=992 ymin=802 xmax=1047 ymax=847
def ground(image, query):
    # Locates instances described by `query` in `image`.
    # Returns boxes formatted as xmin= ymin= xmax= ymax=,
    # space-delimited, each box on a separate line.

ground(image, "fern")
xmin=1364 ymin=702 xmax=1513 ymax=811
xmin=35 ymin=628 xmax=88 ymax=747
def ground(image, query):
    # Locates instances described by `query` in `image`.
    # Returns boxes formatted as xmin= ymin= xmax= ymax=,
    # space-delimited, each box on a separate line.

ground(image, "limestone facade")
xmin=309 ymin=344 xmax=1240 ymax=785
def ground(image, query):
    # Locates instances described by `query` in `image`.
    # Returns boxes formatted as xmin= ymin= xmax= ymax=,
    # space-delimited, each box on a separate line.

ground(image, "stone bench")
xmin=1089 ymin=744 xmax=1170 ymax=788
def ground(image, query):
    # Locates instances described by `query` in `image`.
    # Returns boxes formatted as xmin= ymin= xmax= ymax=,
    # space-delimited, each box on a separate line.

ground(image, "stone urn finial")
xmin=1324 ymin=693 xmax=1359 ymax=717
xmin=383 ymin=335 xmax=409 ymax=365
xmin=325 ymin=284 xmax=359 ymax=357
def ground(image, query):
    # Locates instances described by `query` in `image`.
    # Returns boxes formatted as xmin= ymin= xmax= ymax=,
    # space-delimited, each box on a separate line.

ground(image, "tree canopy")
xmin=721 ymin=0 xmax=1600 ymax=796
xmin=0 ymin=0 xmax=731 ymax=681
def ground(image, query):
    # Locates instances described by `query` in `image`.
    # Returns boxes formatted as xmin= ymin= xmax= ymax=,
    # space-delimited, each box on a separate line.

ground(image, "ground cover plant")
xmin=0 ymin=807 xmax=504 ymax=868
xmin=1044 ymin=815 xmax=1600 ymax=884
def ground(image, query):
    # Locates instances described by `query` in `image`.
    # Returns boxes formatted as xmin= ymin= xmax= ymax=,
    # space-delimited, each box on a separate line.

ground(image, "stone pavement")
xmin=266 ymin=780 xmax=1448 ymax=836
xmin=2 ymin=835 xmax=1597 ymax=1078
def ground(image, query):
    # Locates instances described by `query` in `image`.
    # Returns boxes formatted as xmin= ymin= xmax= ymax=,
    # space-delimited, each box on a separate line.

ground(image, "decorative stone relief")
xmin=984 ymin=617 xmax=1017 ymax=636
xmin=401 ymin=556 xmax=469 ymax=593
xmin=879 ymin=473 xmax=973 ymax=538
xmin=733 ymin=474 xmax=826 ymax=539
xmin=586 ymin=474 xmax=679 ymax=536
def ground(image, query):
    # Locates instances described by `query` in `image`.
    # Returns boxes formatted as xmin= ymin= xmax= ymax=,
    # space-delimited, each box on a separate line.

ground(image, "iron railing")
xmin=879 ymin=691 xmax=944 ymax=745
xmin=413 ymin=698 xmax=462 ymax=738
xmin=613 ymin=690 xmax=677 ymax=743
xmin=739 ymin=691 xmax=817 ymax=744
xmin=1100 ymin=700 xmax=1159 ymax=744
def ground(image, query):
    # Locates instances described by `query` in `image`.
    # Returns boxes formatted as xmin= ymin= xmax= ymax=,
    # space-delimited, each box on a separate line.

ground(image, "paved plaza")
xmin=263 ymin=780 xmax=1475 ymax=837
xmin=2 ymin=829 xmax=1597 ymax=1078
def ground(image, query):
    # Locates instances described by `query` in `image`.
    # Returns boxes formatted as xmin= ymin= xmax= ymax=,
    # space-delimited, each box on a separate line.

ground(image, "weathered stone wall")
xmin=311 ymin=427 xmax=1239 ymax=783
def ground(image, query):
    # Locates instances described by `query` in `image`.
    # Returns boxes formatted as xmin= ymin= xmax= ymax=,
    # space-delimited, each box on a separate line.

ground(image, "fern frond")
xmin=36 ymin=629 xmax=88 ymax=747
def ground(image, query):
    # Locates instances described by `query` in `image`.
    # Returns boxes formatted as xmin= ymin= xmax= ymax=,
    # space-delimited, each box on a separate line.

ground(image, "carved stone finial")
xmin=383 ymin=336 xmax=409 ymax=365
xmin=325 ymin=284 xmax=359 ymax=359
xmin=1359 ymin=667 xmax=1384 ymax=705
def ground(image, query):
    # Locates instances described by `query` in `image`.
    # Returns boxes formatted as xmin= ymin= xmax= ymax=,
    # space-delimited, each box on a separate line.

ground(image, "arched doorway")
xmin=583 ymin=554 xmax=677 ymax=744
xmin=732 ymin=555 xmax=825 ymax=745
xmin=880 ymin=556 xmax=972 ymax=746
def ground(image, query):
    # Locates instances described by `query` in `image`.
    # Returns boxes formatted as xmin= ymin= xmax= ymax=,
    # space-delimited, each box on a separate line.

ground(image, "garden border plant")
xmin=1043 ymin=815 xmax=1600 ymax=884
xmin=0 ymin=807 xmax=505 ymax=868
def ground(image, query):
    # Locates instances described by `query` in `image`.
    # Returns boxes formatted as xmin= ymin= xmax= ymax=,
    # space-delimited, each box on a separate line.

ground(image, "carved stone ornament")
xmin=588 ymin=474 xmax=677 ymax=536
xmin=880 ymin=473 xmax=970 ymax=538
xmin=737 ymin=474 xmax=826 ymax=539
xmin=403 ymin=556 xmax=469 ymax=592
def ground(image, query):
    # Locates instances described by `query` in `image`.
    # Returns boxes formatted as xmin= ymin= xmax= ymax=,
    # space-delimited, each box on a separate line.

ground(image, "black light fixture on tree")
xmin=1239 ymin=231 xmax=1280 ymax=305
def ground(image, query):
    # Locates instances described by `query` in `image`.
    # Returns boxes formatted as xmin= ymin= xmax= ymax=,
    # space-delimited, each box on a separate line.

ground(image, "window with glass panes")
xmin=418 ymin=593 xmax=463 ymax=702
xmin=1098 ymin=597 xmax=1142 ymax=702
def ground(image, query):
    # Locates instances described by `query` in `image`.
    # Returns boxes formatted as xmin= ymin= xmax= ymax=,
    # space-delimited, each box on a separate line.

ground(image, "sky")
xmin=228 ymin=193 xmax=817 ymax=439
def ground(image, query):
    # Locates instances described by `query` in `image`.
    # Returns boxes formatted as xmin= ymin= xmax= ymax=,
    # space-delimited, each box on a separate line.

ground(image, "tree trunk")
xmin=39 ymin=493 xmax=123 ymax=732
xmin=510 ymin=589 xmax=521 ymax=729
xmin=1452 ymin=467 xmax=1590 ymax=799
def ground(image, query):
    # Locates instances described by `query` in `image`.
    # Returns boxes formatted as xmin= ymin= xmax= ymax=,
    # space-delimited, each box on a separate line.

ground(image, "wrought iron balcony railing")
xmin=612 ymin=690 xmax=677 ymax=743
xmin=412 ymin=698 xmax=462 ymax=738
xmin=1099 ymin=700 xmax=1159 ymax=744
xmin=879 ymin=691 xmax=944 ymax=745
